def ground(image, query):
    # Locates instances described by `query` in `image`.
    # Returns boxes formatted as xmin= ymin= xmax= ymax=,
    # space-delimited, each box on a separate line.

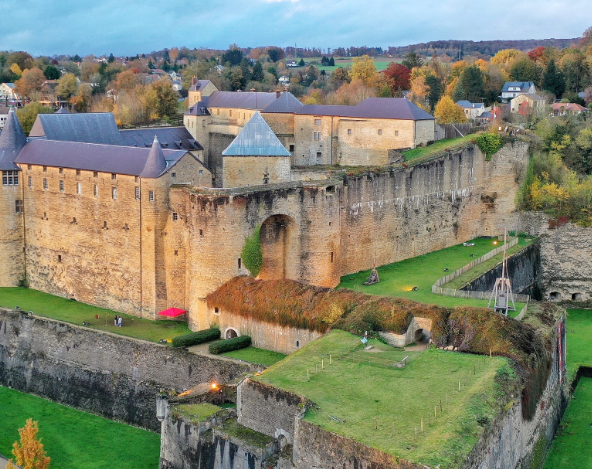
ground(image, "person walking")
xmin=118 ymin=316 xmax=122 ymax=328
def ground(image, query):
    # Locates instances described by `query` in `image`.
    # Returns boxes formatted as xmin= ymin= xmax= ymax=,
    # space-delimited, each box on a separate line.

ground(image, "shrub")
xmin=476 ymin=132 xmax=506 ymax=160
xmin=171 ymin=328 xmax=220 ymax=348
xmin=241 ymin=225 xmax=263 ymax=277
xmin=209 ymin=336 xmax=252 ymax=354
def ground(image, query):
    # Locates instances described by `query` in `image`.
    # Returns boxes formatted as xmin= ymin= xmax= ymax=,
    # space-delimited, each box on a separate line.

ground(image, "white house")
xmin=501 ymin=82 xmax=536 ymax=102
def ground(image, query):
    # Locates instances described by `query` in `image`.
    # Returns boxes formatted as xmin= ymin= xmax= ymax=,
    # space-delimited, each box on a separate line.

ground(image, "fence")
xmin=431 ymin=237 xmax=530 ymax=304
xmin=435 ymin=123 xmax=474 ymax=140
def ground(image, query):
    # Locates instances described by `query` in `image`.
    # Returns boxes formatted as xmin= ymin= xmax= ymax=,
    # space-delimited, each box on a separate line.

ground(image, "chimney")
xmin=191 ymin=76 xmax=197 ymax=86
xmin=276 ymin=90 xmax=281 ymax=99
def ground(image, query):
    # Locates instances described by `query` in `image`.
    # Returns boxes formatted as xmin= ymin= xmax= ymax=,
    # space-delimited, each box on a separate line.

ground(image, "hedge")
xmin=209 ymin=335 xmax=252 ymax=355
xmin=171 ymin=328 xmax=220 ymax=348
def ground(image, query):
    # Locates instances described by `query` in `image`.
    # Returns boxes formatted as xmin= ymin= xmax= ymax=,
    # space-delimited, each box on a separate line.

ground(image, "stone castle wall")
xmin=0 ymin=183 xmax=24 ymax=286
xmin=222 ymin=156 xmax=291 ymax=188
xmin=0 ymin=308 xmax=255 ymax=431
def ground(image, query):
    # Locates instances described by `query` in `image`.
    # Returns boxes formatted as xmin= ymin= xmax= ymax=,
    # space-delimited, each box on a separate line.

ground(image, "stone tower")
xmin=0 ymin=108 xmax=26 ymax=286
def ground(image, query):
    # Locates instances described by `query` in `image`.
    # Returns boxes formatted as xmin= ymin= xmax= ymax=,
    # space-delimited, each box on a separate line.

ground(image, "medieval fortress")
xmin=1 ymin=81 xmax=530 ymax=334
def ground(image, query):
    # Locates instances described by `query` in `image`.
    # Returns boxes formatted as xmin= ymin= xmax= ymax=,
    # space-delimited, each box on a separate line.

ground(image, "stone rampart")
xmin=0 ymin=308 xmax=255 ymax=431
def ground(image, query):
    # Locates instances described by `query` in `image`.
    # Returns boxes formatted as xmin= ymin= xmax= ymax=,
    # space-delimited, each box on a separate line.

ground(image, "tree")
xmin=298 ymin=58 xmax=305 ymax=67
xmin=43 ymin=65 xmax=60 ymax=80
xmin=267 ymin=47 xmax=283 ymax=62
xmin=56 ymin=73 xmax=79 ymax=99
xmin=454 ymin=65 xmax=485 ymax=103
xmin=491 ymin=49 xmax=526 ymax=69
xmin=329 ymin=57 xmax=335 ymax=66
xmin=350 ymin=55 xmax=378 ymax=87
xmin=150 ymin=79 xmax=179 ymax=119
xmin=542 ymin=59 xmax=565 ymax=98
xmin=252 ymin=62 xmax=264 ymax=82
xmin=580 ymin=26 xmax=592 ymax=48
xmin=6 ymin=419 xmax=50 ymax=469
xmin=17 ymin=102 xmax=53 ymax=135
xmin=108 ymin=53 xmax=115 ymax=63
xmin=10 ymin=63 xmax=22 ymax=78
xmin=222 ymin=47 xmax=244 ymax=66
xmin=383 ymin=63 xmax=411 ymax=95
xmin=169 ymin=47 xmax=179 ymax=64
xmin=433 ymin=96 xmax=467 ymax=124
xmin=509 ymin=57 xmax=540 ymax=83
xmin=70 ymin=84 xmax=93 ymax=112
xmin=425 ymin=74 xmax=443 ymax=112
xmin=401 ymin=52 xmax=423 ymax=70
xmin=331 ymin=67 xmax=350 ymax=88
xmin=14 ymin=67 xmax=45 ymax=98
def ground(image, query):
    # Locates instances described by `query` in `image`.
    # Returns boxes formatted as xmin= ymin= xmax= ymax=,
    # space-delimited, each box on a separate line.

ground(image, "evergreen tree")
xmin=542 ymin=59 xmax=565 ymax=98
xmin=401 ymin=52 xmax=423 ymax=70
xmin=425 ymin=74 xmax=443 ymax=113
xmin=252 ymin=62 xmax=264 ymax=82
xmin=108 ymin=53 xmax=115 ymax=63
xmin=321 ymin=56 xmax=329 ymax=66
xmin=298 ymin=58 xmax=305 ymax=67
xmin=43 ymin=65 xmax=60 ymax=80
xmin=456 ymin=65 xmax=485 ymax=103
xmin=328 ymin=57 xmax=335 ymax=66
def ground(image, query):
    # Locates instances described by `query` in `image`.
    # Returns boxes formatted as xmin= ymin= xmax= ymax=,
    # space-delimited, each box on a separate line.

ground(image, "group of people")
xmin=114 ymin=315 xmax=123 ymax=327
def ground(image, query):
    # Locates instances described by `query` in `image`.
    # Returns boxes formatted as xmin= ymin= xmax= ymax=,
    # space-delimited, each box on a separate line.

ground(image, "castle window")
xmin=15 ymin=200 xmax=23 ymax=214
xmin=76 ymin=169 xmax=81 ymax=176
xmin=289 ymin=145 xmax=295 ymax=152
xmin=27 ymin=165 xmax=31 ymax=170
xmin=174 ymin=250 xmax=178 ymax=256
xmin=111 ymin=173 xmax=117 ymax=180
xmin=214 ymin=307 xmax=220 ymax=315
xmin=28 ymin=176 xmax=32 ymax=188
xmin=171 ymin=172 xmax=176 ymax=178
xmin=135 ymin=187 xmax=140 ymax=199
xmin=59 ymin=180 xmax=64 ymax=192
xmin=76 ymin=182 xmax=82 ymax=195
xmin=124 ymin=223 xmax=129 ymax=231
xmin=229 ymin=110 xmax=232 ymax=117
xmin=93 ymin=185 xmax=98 ymax=197
xmin=57 ymin=255 xmax=62 ymax=263
xmin=172 ymin=212 xmax=178 ymax=221
xmin=43 ymin=166 xmax=47 ymax=172
xmin=112 ymin=187 xmax=117 ymax=200
xmin=314 ymin=131 xmax=321 ymax=141
xmin=149 ymin=190 xmax=154 ymax=202
xmin=316 ymin=152 xmax=322 ymax=160
xmin=135 ymin=176 xmax=139 ymax=183
xmin=43 ymin=178 xmax=48 ymax=190
xmin=103 ymin=221 xmax=108 ymax=229
xmin=202 ymin=120 xmax=206 ymax=127
xmin=378 ymin=129 xmax=382 ymax=135
xmin=199 ymin=229 xmax=203 ymax=236
xmin=330 ymin=251 xmax=334 ymax=263
xmin=93 ymin=172 xmax=98 ymax=178
xmin=59 ymin=167 xmax=63 ymax=174
xmin=72 ymin=217 xmax=77 ymax=224
xmin=2 ymin=170 xmax=19 ymax=185
xmin=347 ymin=129 xmax=352 ymax=135
xmin=315 ymin=118 xmax=321 ymax=125
xmin=238 ymin=258 xmax=242 ymax=270
xmin=199 ymin=169 xmax=204 ymax=176
xmin=395 ymin=130 xmax=399 ymax=136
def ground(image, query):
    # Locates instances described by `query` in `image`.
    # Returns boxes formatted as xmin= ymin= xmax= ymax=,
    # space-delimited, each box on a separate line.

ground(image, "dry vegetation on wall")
xmin=207 ymin=277 xmax=559 ymax=419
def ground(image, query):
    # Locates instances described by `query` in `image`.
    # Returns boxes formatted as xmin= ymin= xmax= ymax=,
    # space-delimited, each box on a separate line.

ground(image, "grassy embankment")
xmin=338 ymin=237 xmax=525 ymax=313
xmin=543 ymin=308 xmax=592 ymax=468
xmin=402 ymin=134 xmax=476 ymax=162
xmin=257 ymin=330 xmax=513 ymax=469
xmin=221 ymin=347 xmax=286 ymax=367
xmin=0 ymin=386 xmax=160 ymax=469
xmin=0 ymin=288 xmax=190 ymax=343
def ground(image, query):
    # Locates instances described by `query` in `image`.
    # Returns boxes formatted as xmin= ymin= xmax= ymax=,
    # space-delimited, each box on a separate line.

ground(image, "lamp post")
xmin=156 ymin=394 xmax=168 ymax=423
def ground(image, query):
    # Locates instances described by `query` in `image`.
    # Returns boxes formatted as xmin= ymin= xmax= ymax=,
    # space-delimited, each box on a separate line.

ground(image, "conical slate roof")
xmin=222 ymin=112 xmax=290 ymax=157
xmin=0 ymin=108 xmax=27 ymax=170
xmin=140 ymin=135 xmax=168 ymax=177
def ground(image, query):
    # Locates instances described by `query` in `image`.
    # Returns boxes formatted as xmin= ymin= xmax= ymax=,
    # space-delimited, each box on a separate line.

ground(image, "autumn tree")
xmin=491 ymin=49 xmax=526 ymax=70
xmin=434 ymin=95 xmax=467 ymax=124
xmin=509 ymin=57 xmax=540 ymax=83
xmin=267 ymin=47 xmax=283 ymax=62
xmin=7 ymin=419 xmax=50 ymax=469
xmin=70 ymin=84 xmax=93 ymax=112
xmin=401 ymin=52 xmax=423 ymax=70
xmin=17 ymin=102 xmax=53 ymax=135
xmin=14 ymin=67 xmax=46 ymax=98
xmin=383 ymin=63 xmax=410 ymax=96
xmin=169 ymin=47 xmax=179 ymax=64
xmin=56 ymin=73 xmax=78 ymax=99
xmin=580 ymin=26 xmax=592 ymax=48
xmin=115 ymin=69 xmax=140 ymax=92
xmin=350 ymin=55 xmax=378 ymax=87
xmin=150 ymin=79 xmax=179 ymax=119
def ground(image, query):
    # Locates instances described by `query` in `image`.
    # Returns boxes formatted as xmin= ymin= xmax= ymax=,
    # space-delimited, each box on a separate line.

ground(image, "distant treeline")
xmin=387 ymin=38 xmax=579 ymax=59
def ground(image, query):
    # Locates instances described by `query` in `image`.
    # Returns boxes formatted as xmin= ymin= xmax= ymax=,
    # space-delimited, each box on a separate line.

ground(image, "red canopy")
xmin=158 ymin=308 xmax=187 ymax=317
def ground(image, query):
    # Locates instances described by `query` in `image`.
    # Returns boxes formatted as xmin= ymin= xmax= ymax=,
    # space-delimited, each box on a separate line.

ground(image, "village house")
xmin=0 ymin=83 xmax=21 ymax=105
xmin=510 ymin=93 xmax=547 ymax=115
xmin=456 ymin=100 xmax=490 ymax=120
xmin=501 ymin=81 xmax=536 ymax=102
xmin=550 ymin=102 xmax=589 ymax=116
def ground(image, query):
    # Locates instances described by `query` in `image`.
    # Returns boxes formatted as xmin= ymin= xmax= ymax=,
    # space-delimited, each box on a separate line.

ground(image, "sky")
xmin=0 ymin=0 xmax=589 ymax=57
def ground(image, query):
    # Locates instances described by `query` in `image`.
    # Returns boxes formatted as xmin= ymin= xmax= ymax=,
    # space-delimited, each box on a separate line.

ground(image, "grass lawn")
xmin=221 ymin=347 xmax=287 ymax=367
xmin=257 ymin=330 xmax=511 ymax=468
xmin=172 ymin=403 xmax=222 ymax=423
xmin=543 ymin=377 xmax=592 ymax=469
xmin=402 ymin=135 xmax=476 ymax=162
xmin=0 ymin=386 xmax=160 ymax=469
xmin=0 ymin=288 xmax=190 ymax=343
xmin=565 ymin=309 xmax=592 ymax=380
xmin=338 ymin=237 xmax=524 ymax=311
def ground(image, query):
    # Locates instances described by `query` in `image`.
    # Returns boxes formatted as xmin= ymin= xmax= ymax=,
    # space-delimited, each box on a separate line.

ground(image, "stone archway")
xmin=225 ymin=328 xmax=238 ymax=339
xmin=259 ymin=214 xmax=298 ymax=280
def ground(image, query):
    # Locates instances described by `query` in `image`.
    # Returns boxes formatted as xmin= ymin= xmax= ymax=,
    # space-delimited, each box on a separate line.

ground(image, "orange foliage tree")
xmin=7 ymin=419 xmax=50 ymax=469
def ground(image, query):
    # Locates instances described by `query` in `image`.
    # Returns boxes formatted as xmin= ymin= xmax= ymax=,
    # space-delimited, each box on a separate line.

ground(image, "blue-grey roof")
xmin=222 ymin=112 xmax=290 ymax=157
xmin=55 ymin=107 xmax=70 ymax=114
xmin=29 ymin=112 xmax=124 ymax=144
xmin=208 ymin=91 xmax=278 ymax=111
xmin=0 ymin=108 xmax=26 ymax=170
xmin=262 ymin=92 xmax=303 ymax=113
xmin=296 ymin=98 xmax=435 ymax=120
xmin=140 ymin=136 xmax=168 ymax=178
xmin=501 ymin=82 xmax=534 ymax=93
xmin=456 ymin=100 xmax=483 ymax=109
xmin=189 ymin=79 xmax=212 ymax=92
xmin=15 ymin=139 xmax=187 ymax=178
xmin=186 ymin=98 xmax=210 ymax=116
xmin=120 ymin=127 xmax=203 ymax=151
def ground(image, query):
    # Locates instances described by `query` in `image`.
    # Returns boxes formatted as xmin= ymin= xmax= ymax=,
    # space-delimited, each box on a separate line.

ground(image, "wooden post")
xmin=446 ymin=393 xmax=448 ymax=405
xmin=330 ymin=354 xmax=332 ymax=365
xmin=458 ymin=380 xmax=461 ymax=392
xmin=375 ymin=417 xmax=378 ymax=430
xmin=420 ymin=419 xmax=423 ymax=432
xmin=434 ymin=406 xmax=437 ymax=418
xmin=322 ymin=359 xmax=324 ymax=370
xmin=307 ymin=369 xmax=309 ymax=380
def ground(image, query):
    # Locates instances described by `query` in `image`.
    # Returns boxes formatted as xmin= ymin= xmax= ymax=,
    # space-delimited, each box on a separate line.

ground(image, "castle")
xmin=0 ymin=90 xmax=529 ymax=334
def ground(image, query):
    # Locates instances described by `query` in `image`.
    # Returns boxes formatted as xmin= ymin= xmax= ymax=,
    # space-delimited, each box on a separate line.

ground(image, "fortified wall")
xmin=0 ymin=308 xmax=255 ymax=431
xmin=174 ymin=141 xmax=529 ymax=329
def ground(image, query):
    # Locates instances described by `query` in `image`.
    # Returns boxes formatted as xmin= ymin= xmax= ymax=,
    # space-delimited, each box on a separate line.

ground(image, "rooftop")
xmin=296 ymin=98 xmax=435 ymax=120
xmin=222 ymin=112 xmax=290 ymax=157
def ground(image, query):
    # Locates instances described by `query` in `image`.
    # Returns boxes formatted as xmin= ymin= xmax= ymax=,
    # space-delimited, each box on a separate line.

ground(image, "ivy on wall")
xmin=475 ymin=132 xmax=506 ymax=161
xmin=241 ymin=225 xmax=263 ymax=277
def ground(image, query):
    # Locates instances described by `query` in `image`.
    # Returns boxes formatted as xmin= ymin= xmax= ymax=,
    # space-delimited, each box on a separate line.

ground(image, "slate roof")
xmin=189 ymin=79 xmax=213 ymax=92
xmin=501 ymin=82 xmax=534 ymax=93
xmin=0 ymin=108 xmax=27 ymax=170
xmin=15 ymin=139 xmax=187 ymax=178
xmin=295 ymin=98 xmax=435 ymax=120
xmin=29 ymin=112 xmax=124 ymax=144
xmin=456 ymin=100 xmax=483 ymax=109
xmin=55 ymin=107 xmax=70 ymax=114
xmin=120 ymin=127 xmax=203 ymax=151
xmin=222 ymin=112 xmax=290 ymax=157
xmin=262 ymin=92 xmax=303 ymax=113
xmin=186 ymin=98 xmax=211 ymax=116
xmin=140 ymin=136 xmax=168 ymax=178
xmin=207 ymin=91 xmax=279 ymax=110
xmin=513 ymin=93 xmax=546 ymax=102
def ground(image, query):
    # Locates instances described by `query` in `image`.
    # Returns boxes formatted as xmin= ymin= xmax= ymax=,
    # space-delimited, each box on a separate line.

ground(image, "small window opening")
xmin=135 ymin=187 xmax=140 ymax=199
xmin=112 ymin=186 xmax=117 ymax=200
xmin=214 ymin=307 xmax=220 ymax=315
xmin=174 ymin=250 xmax=178 ymax=256
xmin=172 ymin=212 xmax=178 ymax=221
xmin=199 ymin=170 xmax=203 ymax=175
xmin=111 ymin=173 xmax=117 ymax=180
xmin=395 ymin=130 xmax=399 ymax=137
xmin=72 ymin=217 xmax=77 ymax=224
xmin=93 ymin=185 xmax=98 ymax=197
xmin=76 ymin=169 xmax=81 ymax=176
xmin=135 ymin=176 xmax=139 ymax=183
xmin=296 ymin=340 xmax=300 ymax=348
xmin=15 ymin=200 xmax=23 ymax=214
xmin=572 ymin=293 xmax=582 ymax=301
xmin=27 ymin=165 xmax=32 ymax=170
xmin=199 ymin=229 xmax=204 ymax=236
xmin=326 ymin=185 xmax=335 ymax=193
xmin=57 ymin=255 xmax=62 ymax=262
xmin=43 ymin=166 xmax=47 ymax=172
xmin=124 ymin=223 xmax=129 ymax=231
xmin=171 ymin=172 xmax=176 ymax=178
xmin=238 ymin=258 xmax=242 ymax=269
xmin=330 ymin=252 xmax=334 ymax=263
xmin=347 ymin=128 xmax=352 ymax=135
xmin=103 ymin=221 xmax=108 ymax=229
xmin=149 ymin=191 xmax=154 ymax=202
xmin=289 ymin=144 xmax=295 ymax=152
xmin=77 ymin=182 xmax=81 ymax=195
xmin=316 ymin=152 xmax=322 ymax=160
xmin=59 ymin=167 xmax=63 ymax=174
xmin=93 ymin=171 xmax=98 ymax=178
xmin=28 ymin=176 xmax=32 ymax=188
xmin=378 ymin=129 xmax=382 ymax=135
xmin=59 ymin=180 xmax=64 ymax=192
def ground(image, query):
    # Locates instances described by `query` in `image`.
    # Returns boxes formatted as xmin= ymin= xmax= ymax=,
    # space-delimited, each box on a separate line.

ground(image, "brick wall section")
xmin=237 ymin=378 xmax=305 ymax=442
xmin=0 ymin=308 xmax=255 ymax=430
xmin=0 ymin=184 xmax=24 ymax=286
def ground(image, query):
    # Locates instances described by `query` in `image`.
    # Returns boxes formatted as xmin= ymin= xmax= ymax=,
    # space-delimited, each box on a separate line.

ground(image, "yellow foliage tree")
xmin=490 ymin=49 xmax=528 ymax=71
xmin=408 ymin=75 xmax=429 ymax=110
xmin=7 ymin=419 xmax=50 ymax=469
xmin=10 ymin=63 xmax=22 ymax=77
xmin=433 ymin=96 xmax=467 ymax=124
xmin=350 ymin=55 xmax=378 ymax=87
